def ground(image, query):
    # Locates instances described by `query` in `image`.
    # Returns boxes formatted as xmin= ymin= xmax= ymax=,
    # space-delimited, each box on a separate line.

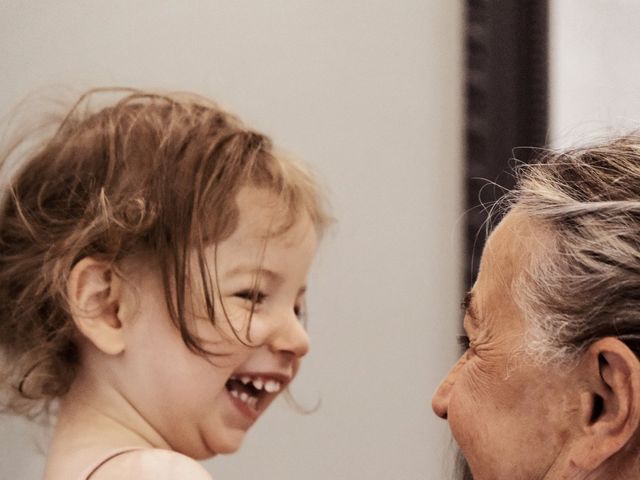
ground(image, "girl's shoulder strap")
xmin=80 ymin=448 xmax=142 ymax=480
xmin=80 ymin=448 xmax=213 ymax=480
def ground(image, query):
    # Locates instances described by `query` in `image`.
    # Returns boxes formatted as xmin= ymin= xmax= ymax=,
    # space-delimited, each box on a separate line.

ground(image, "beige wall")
xmin=0 ymin=2 xmax=464 ymax=479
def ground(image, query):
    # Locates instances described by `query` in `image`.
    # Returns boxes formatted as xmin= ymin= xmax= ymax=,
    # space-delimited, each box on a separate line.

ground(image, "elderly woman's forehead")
xmin=491 ymin=209 xmax=549 ymax=249
xmin=480 ymin=208 xmax=552 ymax=275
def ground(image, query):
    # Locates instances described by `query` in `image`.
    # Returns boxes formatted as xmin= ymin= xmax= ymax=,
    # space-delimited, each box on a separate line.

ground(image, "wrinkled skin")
xmin=433 ymin=209 xmax=640 ymax=480
xmin=433 ymin=210 xmax=581 ymax=480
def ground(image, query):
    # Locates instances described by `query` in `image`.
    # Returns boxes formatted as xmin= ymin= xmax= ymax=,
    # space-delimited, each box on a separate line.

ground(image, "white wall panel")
xmin=550 ymin=0 xmax=640 ymax=146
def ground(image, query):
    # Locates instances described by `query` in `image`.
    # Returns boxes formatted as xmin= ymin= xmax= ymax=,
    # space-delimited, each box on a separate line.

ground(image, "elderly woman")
xmin=433 ymin=136 xmax=640 ymax=480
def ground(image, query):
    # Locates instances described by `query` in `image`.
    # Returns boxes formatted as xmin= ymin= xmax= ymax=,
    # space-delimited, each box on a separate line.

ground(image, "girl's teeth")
xmin=252 ymin=378 xmax=264 ymax=390
xmin=265 ymin=380 xmax=281 ymax=393
xmin=229 ymin=375 xmax=283 ymax=393
xmin=229 ymin=387 xmax=259 ymax=409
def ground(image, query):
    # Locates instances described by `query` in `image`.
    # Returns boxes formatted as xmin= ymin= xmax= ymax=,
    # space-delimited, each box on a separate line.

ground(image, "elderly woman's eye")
xmin=457 ymin=334 xmax=471 ymax=350
xmin=234 ymin=289 xmax=267 ymax=304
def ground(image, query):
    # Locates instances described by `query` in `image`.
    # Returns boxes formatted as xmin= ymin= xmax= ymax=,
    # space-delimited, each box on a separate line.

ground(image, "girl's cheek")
xmin=224 ymin=309 xmax=252 ymax=337
xmin=201 ymin=301 xmax=252 ymax=339
xmin=244 ymin=314 xmax=271 ymax=345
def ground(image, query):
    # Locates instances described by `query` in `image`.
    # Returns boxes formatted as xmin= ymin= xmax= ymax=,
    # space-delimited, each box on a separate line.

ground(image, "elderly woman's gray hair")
xmin=510 ymin=135 xmax=640 ymax=365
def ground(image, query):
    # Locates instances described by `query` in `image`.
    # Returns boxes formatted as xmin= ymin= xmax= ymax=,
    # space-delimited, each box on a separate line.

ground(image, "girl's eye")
xmin=234 ymin=290 xmax=267 ymax=304
xmin=457 ymin=334 xmax=471 ymax=351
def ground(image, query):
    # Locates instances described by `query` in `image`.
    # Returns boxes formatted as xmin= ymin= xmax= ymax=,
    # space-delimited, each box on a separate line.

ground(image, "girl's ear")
xmin=570 ymin=337 xmax=640 ymax=472
xmin=67 ymin=257 xmax=127 ymax=355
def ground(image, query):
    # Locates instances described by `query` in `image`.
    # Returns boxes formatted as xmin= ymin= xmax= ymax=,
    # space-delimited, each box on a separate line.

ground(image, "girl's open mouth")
xmin=225 ymin=374 xmax=283 ymax=410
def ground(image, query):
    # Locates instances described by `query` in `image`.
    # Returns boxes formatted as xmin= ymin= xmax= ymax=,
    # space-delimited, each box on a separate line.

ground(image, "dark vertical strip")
xmin=465 ymin=0 xmax=549 ymax=288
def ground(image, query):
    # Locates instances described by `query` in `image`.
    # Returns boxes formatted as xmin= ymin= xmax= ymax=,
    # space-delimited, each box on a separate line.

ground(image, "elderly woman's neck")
xmin=583 ymin=454 xmax=640 ymax=480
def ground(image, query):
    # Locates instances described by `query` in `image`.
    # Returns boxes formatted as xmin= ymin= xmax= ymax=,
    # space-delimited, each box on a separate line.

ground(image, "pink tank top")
xmin=78 ymin=448 xmax=142 ymax=480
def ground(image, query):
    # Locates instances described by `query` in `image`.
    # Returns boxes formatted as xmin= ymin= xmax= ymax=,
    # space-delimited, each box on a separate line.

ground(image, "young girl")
xmin=0 ymin=89 xmax=330 ymax=479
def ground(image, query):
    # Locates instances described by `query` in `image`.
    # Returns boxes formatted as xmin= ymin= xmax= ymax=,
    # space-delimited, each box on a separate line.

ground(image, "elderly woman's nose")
xmin=432 ymin=360 xmax=463 ymax=419
xmin=431 ymin=378 xmax=451 ymax=419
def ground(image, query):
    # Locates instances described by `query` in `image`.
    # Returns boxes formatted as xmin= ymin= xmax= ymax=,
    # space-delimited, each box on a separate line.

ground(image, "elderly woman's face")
xmin=432 ymin=210 xmax=582 ymax=480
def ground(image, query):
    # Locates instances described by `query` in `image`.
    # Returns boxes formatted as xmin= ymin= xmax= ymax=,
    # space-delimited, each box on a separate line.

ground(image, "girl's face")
xmin=120 ymin=187 xmax=318 ymax=458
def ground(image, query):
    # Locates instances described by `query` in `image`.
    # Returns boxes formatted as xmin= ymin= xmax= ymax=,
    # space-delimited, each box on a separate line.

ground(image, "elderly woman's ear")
xmin=571 ymin=337 xmax=640 ymax=473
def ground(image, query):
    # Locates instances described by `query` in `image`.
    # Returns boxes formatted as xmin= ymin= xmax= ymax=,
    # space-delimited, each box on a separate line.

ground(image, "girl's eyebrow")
xmin=225 ymin=265 xmax=282 ymax=283
xmin=224 ymin=265 xmax=307 ymax=295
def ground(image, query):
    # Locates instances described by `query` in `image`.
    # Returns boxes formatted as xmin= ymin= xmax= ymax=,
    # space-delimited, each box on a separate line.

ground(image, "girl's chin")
xmin=199 ymin=430 xmax=248 ymax=458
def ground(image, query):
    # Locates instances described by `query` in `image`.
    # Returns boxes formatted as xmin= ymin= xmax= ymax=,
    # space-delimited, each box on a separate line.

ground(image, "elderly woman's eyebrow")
xmin=461 ymin=291 xmax=480 ymax=326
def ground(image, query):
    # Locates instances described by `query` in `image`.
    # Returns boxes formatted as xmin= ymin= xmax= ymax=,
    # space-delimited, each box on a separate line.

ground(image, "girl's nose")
xmin=268 ymin=310 xmax=310 ymax=358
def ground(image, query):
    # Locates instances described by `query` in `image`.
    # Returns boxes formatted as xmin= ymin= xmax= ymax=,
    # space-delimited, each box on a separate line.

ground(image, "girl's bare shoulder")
xmin=91 ymin=449 xmax=213 ymax=480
